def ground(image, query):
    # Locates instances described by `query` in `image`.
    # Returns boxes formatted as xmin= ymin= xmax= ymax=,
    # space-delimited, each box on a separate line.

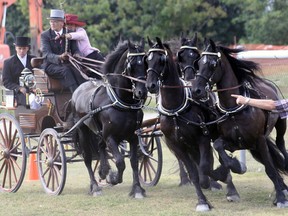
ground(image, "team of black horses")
xmin=71 ymin=33 xmax=288 ymax=211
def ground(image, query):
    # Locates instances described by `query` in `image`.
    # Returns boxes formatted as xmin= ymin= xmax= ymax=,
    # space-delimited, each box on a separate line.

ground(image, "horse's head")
xmin=146 ymin=37 xmax=173 ymax=93
xmin=192 ymin=38 xmax=223 ymax=101
xmin=124 ymin=38 xmax=147 ymax=100
xmin=176 ymin=32 xmax=200 ymax=81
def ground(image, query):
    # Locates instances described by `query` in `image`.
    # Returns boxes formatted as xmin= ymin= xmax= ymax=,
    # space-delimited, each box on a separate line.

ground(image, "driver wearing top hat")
xmin=2 ymin=36 xmax=36 ymax=106
xmin=40 ymin=9 xmax=86 ymax=92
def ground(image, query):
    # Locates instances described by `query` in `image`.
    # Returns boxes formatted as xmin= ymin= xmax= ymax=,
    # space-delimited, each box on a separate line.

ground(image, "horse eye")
xmin=209 ymin=59 xmax=218 ymax=68
xmin=189 ymin=52 xmax=194 ymax=57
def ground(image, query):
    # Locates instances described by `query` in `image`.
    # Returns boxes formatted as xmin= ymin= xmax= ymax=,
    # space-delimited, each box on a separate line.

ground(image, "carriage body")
xmin=0 ymin=63 xmax=163 ymax=195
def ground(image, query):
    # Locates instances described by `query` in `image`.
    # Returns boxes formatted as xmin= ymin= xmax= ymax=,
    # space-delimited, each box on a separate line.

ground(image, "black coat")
xmin=2 ymin=54 xmax=35 ymax=92
xmin=41 ymin=28 xmax=79 ymax=69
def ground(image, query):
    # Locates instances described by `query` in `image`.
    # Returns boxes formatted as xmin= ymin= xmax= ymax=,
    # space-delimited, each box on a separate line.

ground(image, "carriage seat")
xmin=31 ymin=57 xmax=67 ymax=93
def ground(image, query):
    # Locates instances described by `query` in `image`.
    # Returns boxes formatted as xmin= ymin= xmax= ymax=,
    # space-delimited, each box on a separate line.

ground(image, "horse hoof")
xmin=92 ymin=190 xmax=102 ymax=197
xmin=227 ymin=194 xmax=240 ymax=202
xmin=276 ymin=201 xmax=288 ymax=208
xmin=230 ymin=158 xmax=246 ymax=174
xmin=282 ymin=189 xmax=288 ymax=197
xmin=134 ymin=192 xmax=145 ymax=199
xmin=240 ymin=162 xmax=247 ymax=174
xmin=196 ymin=204 xmax=211 ymax=212
xmin=210 ymin=181 xmax=223 ymax=191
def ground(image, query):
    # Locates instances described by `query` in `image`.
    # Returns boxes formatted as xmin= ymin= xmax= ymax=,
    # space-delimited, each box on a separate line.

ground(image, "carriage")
xmin=0 ymin=45 xmax=163 ymax=195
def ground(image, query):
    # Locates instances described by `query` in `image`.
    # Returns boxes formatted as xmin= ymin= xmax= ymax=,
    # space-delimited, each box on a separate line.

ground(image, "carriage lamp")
xmin=19 ymin=68 xmax=36 ymax=89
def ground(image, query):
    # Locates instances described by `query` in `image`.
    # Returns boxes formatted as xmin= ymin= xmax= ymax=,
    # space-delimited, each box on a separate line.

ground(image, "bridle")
xmin=146 ymin=48 xmax=168 ymax=81
xmin=177 ymin=45 xmax=199 ymax=75
xmin=123 ymin=51 xmax=146 ymax=82
xmin=195 ymin=51 xmax=222 ymax=89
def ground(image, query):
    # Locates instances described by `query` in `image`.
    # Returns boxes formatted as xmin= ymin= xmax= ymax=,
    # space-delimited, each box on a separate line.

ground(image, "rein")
xmin=212 ymin=83 xmax=243 ymax=92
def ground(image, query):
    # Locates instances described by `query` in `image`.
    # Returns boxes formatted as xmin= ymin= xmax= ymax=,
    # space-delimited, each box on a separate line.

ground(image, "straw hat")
xmin=65 ymin=14 xmax=86 ymax=26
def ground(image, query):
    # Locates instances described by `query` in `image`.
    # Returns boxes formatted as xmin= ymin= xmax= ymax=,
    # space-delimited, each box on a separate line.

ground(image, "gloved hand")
xmin=60 ymin=52 xmax=69 ymax=61
xmin=73 ymin=53 xmax=81 ymax=59
xmin=19 ymin=87 xmax=26 ymax=95
xmin=65 ymin=33 xmax=72 ymax=40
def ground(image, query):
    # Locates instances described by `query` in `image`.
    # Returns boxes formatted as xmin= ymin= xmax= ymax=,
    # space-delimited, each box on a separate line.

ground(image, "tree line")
xmin=5 ymin=0 xmax=288 ymax=55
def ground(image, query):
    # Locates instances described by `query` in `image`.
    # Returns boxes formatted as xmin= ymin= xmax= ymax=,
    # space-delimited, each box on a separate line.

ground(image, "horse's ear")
xmin=155 ymin=37 xmax=164 ymax=48
xmin=210 ymin=39 xmax=216 ymax=50
xmin=140 ymin=37 xmax=145 ymax=48
xmin=127 ymin=39 xmax=132 ymax=51
xmin=191 ymin=32 xmax=198 ymax=46
xmin=147 ymin=36 xmax=154 ymax=47
xmin=204 ymin=38 xmax=209 ymax=48
xmin=181 ymin=36 xmax=187 ymax=45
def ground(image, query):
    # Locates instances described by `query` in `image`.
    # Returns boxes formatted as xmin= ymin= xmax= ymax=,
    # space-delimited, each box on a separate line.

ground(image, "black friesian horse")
xmin=71 ymin=39 xmax=147 ymax=198
xmin=146 ymin=37 xmax=239 ymax=211
xmin=176 ymin=32 xmax=201 ymax=81
xmin=191 ymin=38 xmax=288 ymax=207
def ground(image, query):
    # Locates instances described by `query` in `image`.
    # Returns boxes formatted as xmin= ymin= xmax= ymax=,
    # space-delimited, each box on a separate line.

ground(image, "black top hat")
xmin=14 ymin=36 xmax=30 ymax=47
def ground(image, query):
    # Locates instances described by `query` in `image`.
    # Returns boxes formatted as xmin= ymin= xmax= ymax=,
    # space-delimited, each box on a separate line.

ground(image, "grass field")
xmin=1 ymin=58 xmax=288 ymax=215
xmin=1 ymin=136 xmax=288 ymax=216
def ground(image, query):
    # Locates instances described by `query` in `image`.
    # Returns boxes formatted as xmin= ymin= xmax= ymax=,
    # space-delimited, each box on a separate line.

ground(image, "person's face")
xmin=49 ymin=19 xmax=64 ymax=31
xmin=66 ymin=24 xmax=77 ymax=32
xmin=15 ymin=46 xmax=29 ymax=58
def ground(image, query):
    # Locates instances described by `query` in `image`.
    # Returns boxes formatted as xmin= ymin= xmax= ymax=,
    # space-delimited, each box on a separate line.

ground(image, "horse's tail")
xmin=250 ymin=137 xmax=288 ymax=175
xmin=266 ymin=137 xmax=288 ymax=175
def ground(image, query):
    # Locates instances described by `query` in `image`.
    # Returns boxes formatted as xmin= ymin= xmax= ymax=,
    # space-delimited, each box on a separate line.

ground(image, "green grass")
xmin=1 ymin=139 xmax=288 ymax=216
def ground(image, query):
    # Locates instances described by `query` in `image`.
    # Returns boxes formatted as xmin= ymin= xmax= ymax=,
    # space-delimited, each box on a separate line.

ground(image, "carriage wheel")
xmin=138 ymin=133 xmax=162 ymax=186
xmin=37 ymin=128 xmax=66 ymax=195
xmin=0 ymin=113 xmax=27 ymax=192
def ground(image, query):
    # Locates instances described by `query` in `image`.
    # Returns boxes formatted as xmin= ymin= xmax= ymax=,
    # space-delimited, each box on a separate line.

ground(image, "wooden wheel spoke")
xmin=9 ymin=139 xmax=22 ymax=153
xmin=52 ymin=167 xmax=60 ymax=188
xmin=8 ymin=158 xmax=18 ymax=183
xmin=53 ymin=151 xmax=60 ymax=162
xmin=39 ymin=145 xmax=49 ymax=158
xmin=46 ymin=168 xmax=52 ymax=188
xmin=9 ymin=154 xmax=23 ymax=171
xmin=2 ymin=160 xmax=8 ymax=188
xmin=9 ymin=129 xmax=18 ymax=149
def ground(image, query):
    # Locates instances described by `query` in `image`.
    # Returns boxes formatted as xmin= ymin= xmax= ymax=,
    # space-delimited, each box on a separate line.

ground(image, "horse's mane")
xmin=163 ymin=42 xmax=181 ymax=75
xmin=103 ymin=41 xmax=128 ymax=75
xmin=218 ymin=46 xmax=262 ymax=83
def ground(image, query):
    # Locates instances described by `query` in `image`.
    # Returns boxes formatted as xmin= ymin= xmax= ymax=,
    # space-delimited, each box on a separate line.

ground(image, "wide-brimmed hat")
xmin=14 ymin=36 xmax=30 ymax=47
xmin=65 ymin=14 xmax=86 ymax=26
xmin=47 ymin=9 xmax=65 ymax=21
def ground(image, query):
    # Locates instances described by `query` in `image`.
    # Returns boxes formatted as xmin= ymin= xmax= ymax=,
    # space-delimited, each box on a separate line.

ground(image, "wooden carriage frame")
xmin=0 ymin=65 xmax=163 ymax=195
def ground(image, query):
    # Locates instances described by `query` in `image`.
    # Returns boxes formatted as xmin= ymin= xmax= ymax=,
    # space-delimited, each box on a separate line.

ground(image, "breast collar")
xmin=157 ymin=79 xmax=191 ymax=116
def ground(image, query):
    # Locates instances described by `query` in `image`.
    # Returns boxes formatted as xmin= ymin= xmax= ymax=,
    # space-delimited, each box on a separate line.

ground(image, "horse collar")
xmin=106 ymin=84 xmax=143 ymax=110
xmin=157 ymin=79 xmax=190 ymax=116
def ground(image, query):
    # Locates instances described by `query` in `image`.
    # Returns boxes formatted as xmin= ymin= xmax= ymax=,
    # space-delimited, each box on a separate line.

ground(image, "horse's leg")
xmin=197 ymin=139 xmax=222 ymax=191
xmin=213 ymin=138 xmax=246 ymax=174
xmin=106 ymin=136 xmax=125 ymax=185
xmin=178 ymin=159 xmax=191 ymax=186
xmin=97 ymin=140 xmax=111 ymax=180
xmin=77 ymin=127 xmax=102 ymax=196
xmin=275 ymin=118 xmax=288 ymax=172
xmin=128 ymin=135 xmax=146 ymax=198
xmin=252 ymin=137 xmax=288 ymax=207
xmin=180 ymin=154 xmax=212 ymax=211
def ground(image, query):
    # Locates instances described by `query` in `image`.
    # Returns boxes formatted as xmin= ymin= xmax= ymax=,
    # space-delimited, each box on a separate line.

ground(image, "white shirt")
xmin=17 ymin=54 xmax=27 ymax=67
xmin=55 ymin=29 xmax=63 ymax=35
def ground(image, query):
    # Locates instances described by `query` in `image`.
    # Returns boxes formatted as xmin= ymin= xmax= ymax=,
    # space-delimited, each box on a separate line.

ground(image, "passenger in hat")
xmin=2 ymin=36 xmax=36 ymax=106
xmin=40 ymin=9 xmax=86 ymax=93
xmin=64 ymin=13 xmax=105 ymax=78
